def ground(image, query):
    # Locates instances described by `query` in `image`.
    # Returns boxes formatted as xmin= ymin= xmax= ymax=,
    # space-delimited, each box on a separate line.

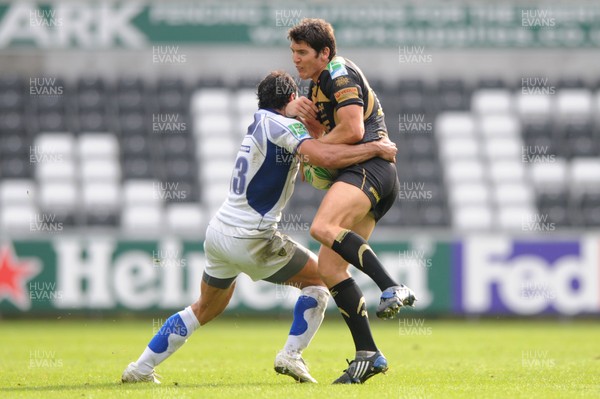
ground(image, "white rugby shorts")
xmin=203 ymin=217 xmax=310 ymax=287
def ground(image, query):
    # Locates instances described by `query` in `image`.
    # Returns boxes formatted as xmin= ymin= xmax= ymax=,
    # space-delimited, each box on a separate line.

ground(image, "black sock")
xmin=330 ymin=278 xmax=377 ymax=352
xmin=331 ymin=230 xmax=397 ymax=291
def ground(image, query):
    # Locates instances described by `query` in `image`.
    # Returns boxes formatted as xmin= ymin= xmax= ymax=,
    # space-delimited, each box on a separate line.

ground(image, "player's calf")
xmin=329 ymin=229 xmax=398 ymax=291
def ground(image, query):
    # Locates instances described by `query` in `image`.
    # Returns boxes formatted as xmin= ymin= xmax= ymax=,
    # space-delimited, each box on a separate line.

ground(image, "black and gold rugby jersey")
xmin=309 ymin=56 xmax=387 ymax=144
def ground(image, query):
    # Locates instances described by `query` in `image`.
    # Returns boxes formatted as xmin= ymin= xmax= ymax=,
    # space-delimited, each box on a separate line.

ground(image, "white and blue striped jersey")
xmin=215 ymin=109 xmax=311 ymax=231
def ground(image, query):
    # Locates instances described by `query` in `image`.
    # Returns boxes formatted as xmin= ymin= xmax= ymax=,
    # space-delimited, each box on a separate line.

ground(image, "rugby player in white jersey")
xmin=121 ymin=70 xmax=397 ymax=384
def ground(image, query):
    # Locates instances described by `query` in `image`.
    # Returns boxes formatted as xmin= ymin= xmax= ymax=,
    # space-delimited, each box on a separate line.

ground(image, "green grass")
xmin=0 ymin=317 xmax=598 ymax=398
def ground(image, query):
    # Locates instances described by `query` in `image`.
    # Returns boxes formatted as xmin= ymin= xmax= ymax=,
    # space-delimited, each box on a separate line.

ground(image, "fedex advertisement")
xmin=455 ymin=236 xmax=600 ymax=315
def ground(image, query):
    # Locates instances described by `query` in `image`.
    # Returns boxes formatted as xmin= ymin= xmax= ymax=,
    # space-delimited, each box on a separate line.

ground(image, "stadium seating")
xmin=1 ymin=75 xmax=599 ymax=234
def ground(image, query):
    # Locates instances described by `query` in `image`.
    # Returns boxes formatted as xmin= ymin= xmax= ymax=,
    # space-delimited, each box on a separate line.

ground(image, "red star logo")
xmin=0 ymin=245 xmax=41 ymax=311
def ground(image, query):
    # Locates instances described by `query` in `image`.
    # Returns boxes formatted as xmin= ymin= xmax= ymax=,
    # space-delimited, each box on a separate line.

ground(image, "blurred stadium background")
xmin=0 ymin=0 xmax=599 ymax=322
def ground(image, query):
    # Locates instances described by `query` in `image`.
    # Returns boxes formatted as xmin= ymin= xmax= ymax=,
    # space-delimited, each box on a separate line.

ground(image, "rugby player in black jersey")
xmin=286 ymin=18 xmax=417 ymax=384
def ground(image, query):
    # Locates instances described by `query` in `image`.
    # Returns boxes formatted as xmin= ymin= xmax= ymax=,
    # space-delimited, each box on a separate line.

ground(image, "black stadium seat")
xmin=37 ymin=110 xmax=68 ymax=132
xmin=118 ymin=112 xmax=147 ymax=135
xmin=1 ymin=133 xmax=30 ymax=156
xmin=0 ymin=110 xmax=27 ymax=133
xmin=435 ymin=78 xmax=470 ymax=111
xmin=0 ymin=156 xmax=33 ymax=178
xmin=78 ymin=109 xmax=109 ymax=132
xmin=122 ymin=157 xmax=157 ymax=179
xmin=477 ymin=77 xmax=507 ymax=89
xmin=557 ymin=77 xmax=586 ymax=88
xmin=121 ymin=134 xmax=151 ymax=157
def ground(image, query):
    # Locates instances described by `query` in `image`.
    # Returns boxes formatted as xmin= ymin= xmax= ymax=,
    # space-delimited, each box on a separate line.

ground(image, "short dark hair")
xmin=257 ymin=70 xmax=297 ymax=110
xmin=287 ymin=18 xmax=336 ymax=61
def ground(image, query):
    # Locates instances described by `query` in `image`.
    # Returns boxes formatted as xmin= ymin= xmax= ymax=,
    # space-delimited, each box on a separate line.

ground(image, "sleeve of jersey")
xmin=266 ymin=119 xmax=312 ymax=155
xmin=329 ymin=73 xmax=364 ymax=110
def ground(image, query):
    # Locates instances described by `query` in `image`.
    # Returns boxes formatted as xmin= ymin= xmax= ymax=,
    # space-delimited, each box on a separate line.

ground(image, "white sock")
xmin=283 ymin=286 xmax=329 ymax=354
xmin=136 ymin=306 xmax=200 ymax=374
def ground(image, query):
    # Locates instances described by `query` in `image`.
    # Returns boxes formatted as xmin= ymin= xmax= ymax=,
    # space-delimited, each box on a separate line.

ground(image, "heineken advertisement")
xmin=0 ymin=2 xmax=599 ymax=49
xmin=1 ymin=236 xmax=599 ymax=316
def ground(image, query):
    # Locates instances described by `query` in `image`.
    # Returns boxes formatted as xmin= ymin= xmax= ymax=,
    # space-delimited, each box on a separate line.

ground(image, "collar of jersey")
xmin=262 ymin=108 xmax=283 ymax=116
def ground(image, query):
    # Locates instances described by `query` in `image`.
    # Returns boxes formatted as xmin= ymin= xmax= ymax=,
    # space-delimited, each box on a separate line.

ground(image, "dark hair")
xmin=287 ymin=18 xmax=336 ymax=61
xmin=257 ymin=70 xmax=297 ymax=110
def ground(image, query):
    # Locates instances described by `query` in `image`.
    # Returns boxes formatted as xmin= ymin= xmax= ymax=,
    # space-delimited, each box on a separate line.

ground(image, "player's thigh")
xmin=203 ymin=224 xmax=241 ymax=281
xmin=314 ymin=181 xmax=372 ymax=226
xmin=313 ymin=181 xmax=372 ymax=231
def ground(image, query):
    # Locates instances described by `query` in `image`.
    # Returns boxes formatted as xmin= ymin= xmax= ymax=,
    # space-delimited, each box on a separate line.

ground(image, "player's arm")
xmin=285 ymin=97 xmax=318 ymax=119
xmin=317 ymin=104 xmax=364 ymax=145
xmin=318 ymin=71 xmax=366 ymax=144
xmin=297 ymin=138 xmax=395 ymax=169
xmin=285 ymin=97 xmax=326 ymax=138
xmin=300 ymin=116 xmax=326 ymax=139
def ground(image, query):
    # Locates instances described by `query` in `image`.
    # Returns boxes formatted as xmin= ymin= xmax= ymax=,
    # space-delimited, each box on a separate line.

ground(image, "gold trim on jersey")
xmin=312 ymin=85 xmax=330 ymax=103
xmin=363 ymin=88 xmax=375 ymax=119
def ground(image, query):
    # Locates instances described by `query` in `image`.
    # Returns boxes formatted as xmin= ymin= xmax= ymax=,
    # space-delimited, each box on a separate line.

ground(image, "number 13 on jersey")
xmin=231 ymin=156 xmax=249 ymax=195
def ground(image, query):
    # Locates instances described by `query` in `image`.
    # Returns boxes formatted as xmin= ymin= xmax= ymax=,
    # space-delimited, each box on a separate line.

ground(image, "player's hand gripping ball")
xmin=302 ymin=163 xmax=338 ymax=190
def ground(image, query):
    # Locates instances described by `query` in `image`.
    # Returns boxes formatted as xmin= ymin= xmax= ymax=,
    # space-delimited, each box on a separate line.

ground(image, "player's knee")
xmin=308 ymin=223 xmax=320 ymax=242
xmin=309 ymin=221 xmax=331 ymax=246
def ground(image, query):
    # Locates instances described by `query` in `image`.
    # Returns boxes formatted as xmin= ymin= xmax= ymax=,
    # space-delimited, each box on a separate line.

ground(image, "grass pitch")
xmin=0 ymin=317 xmax=598 ymax=398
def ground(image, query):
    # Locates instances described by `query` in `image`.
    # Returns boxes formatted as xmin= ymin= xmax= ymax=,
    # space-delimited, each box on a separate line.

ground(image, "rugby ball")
xmin=303 ymin=163 xmax=338 ymax=190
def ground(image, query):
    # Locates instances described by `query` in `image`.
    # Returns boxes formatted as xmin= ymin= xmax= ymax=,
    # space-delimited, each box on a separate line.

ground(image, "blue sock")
xmin=136 ymin=306 xmax=199 ymax=374
xmin=283 ymin=286 xmax=329 ymax=354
